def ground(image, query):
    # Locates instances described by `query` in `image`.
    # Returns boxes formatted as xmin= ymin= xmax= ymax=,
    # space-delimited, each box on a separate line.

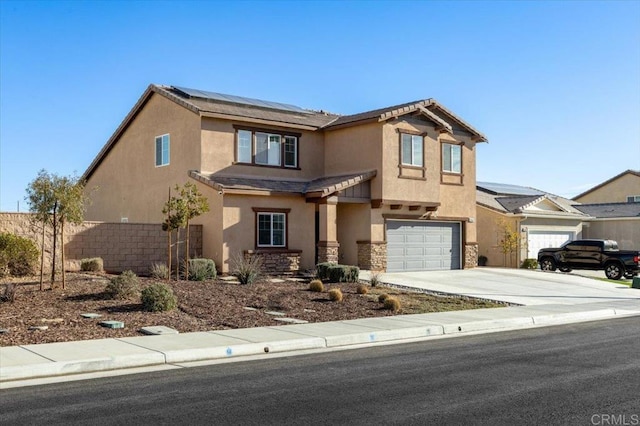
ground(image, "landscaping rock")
xmin=140 ymin=326 xmax=179 ymax=335
xmin=29 ymin=325 xmax=48 ymax=331
xmin=80 ymin=313 xmax=102 ymax=319
xmin=265 ymin=311 xmax=286 ymax=316
xmin=273 ymin=317 xmax=309 ymax=324
xmin=99 ymin=320 xmax=124 ymax=329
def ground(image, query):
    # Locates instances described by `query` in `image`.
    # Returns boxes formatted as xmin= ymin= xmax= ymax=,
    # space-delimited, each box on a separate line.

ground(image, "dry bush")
xmin=356 ymin=284 xmax=368 ymax=295
xmin=383 ymin=296 xmax=401 ymax=312
xmin=328 ymin=288 xmax=343 ymax=302
xmin=309 ymin=279 xmax=324 ymax=292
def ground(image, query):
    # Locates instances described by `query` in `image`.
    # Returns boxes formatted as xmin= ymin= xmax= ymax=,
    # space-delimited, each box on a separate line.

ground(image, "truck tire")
xmin=540 ymin=257 xmax=556 ymax=272
xmin=604 ymin=262 xmax=624 ymax=280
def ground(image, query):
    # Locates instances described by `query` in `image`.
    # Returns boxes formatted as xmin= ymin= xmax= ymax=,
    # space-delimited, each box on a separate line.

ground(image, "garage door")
xmin=527 ymin=231 xmax=573 ymax=259
xmin=386 ymin=221 xmax=461 ymax=272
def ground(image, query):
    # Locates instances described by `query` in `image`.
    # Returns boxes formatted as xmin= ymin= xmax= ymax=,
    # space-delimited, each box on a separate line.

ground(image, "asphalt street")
xmin=1 ymin=317 xmax=639 ymax=425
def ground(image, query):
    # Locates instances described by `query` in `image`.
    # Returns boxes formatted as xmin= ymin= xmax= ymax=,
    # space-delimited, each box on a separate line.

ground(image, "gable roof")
xmin=323 ymin=99 xmax=487 ymax=142
xmin=83 ymin=84 xmax=487 ymax=181
xmin=572 ymin=170 xmax=640 ymax=201
xmin=573 ymin=202 xmax=640 ymax=218
xmin=189 ymin=170 xmax=377 ymax=199
xmin=477 ymin=182 xmax=587 ymax=217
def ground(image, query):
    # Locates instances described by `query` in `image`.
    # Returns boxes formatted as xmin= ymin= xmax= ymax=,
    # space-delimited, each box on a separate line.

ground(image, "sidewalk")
xmin=2 ymin=299 xmax=639 ymax=386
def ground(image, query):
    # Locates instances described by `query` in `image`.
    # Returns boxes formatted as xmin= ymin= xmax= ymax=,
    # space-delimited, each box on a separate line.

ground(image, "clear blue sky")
xmin=1 ymin=0 xmax=639 ymax=212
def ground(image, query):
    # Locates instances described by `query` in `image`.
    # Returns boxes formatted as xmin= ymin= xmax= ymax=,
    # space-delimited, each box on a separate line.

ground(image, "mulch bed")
xmin=0 ymin=272 xmax=502 ymax=347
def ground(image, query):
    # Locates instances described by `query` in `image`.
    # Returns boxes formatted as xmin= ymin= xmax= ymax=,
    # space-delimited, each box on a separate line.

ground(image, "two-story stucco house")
xmin=82 ymin=85 xmax=487 ymax=273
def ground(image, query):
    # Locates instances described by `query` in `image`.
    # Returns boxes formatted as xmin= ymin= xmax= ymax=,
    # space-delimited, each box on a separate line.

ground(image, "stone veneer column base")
xmin=464 ymin=243 xmax=479 ymax=269
xmin=357 ymin=240 xmax=387 ymax=271
xmin=317 ymin=241 xmax=339 ymax=264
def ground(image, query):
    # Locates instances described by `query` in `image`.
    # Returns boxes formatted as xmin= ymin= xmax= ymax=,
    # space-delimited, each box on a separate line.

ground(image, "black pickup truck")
xmin=538 ymin=239 xmax=640 ymax=280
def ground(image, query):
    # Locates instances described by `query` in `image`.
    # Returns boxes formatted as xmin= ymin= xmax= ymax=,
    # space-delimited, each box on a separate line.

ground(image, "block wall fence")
xmin=0 ymin=213 xmax=202 ymax=275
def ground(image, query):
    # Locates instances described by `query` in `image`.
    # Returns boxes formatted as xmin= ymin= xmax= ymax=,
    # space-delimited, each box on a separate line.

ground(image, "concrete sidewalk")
xmin=2 ymin=299 xmax=639 ymax=386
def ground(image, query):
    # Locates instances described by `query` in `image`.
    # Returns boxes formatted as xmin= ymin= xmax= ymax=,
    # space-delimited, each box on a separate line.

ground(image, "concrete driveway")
xmin=363 ymin=268 xmax=640 ymax=306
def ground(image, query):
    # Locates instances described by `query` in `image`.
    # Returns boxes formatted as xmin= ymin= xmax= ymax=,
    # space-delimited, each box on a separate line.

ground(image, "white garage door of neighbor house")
xmin=527 ymin=231 xmax=574 ymax=259
xmin=386 ymin=220 xmax=461 ymax=272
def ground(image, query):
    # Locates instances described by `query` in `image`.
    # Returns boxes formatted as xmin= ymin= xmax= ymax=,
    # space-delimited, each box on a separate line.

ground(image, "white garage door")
xmin=386 ymin=221 xmax=461 ymax=272
xmin=527 ymin=231 xmax=574 ymax=259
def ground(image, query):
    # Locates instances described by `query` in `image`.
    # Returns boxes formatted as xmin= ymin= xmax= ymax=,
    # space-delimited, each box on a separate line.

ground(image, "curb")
xmin=2 ymin=304 xmax=639 ymax=385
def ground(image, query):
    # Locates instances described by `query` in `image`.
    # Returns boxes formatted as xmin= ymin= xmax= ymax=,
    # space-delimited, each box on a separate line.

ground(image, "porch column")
xmin=357 ymin=207 xmax=387 ymax=271
xmin=317 ymin=196 xmax=339 ymax=264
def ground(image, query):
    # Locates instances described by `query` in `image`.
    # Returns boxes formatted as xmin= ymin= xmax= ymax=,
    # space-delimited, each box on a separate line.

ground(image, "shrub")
xmin=232 ymin=253 xmax=262 ymax=285
xmin=0 ymin=233 xmax=39 ymax=277
xmin=520 ymin=258 xmax=538 ymax=269
xmin=316 ymin=263 xmax=360 ymax=283
xmin=383 ymin=296 xmax=401 ymax=312
xmin=356 ymin=284 xmax=368 ymax=295
xmin=478 ymin=255 xmax=488 ymax=266
xmin=141 ymin=282 xmax=177 ymax=312
xmin=309 ymin=279 xmax=324 ymax=292
xmin=105 ymin=270 xmax=140 ymax=300
xmin=328 ymin=288 xmax=343 ymax=302
xmin=378 ymin=293 xmax=389 ymax=303
xmin=1 ymin=283 xmax=17 ymax=303
xmin=187 ymin=258 xmax=217 ymax=281
xmin=370 ymin=272 xmax=381 ymax=287
xmin=81 ymin=257 xmax=104 ymax=272
xmin=149 ymin=262 xmax=169 ymax=280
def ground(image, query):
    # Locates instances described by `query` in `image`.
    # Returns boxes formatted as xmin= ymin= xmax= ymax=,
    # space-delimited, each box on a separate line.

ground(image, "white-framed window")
xmin=155 ymin=134 xmax=170 ymax=167
xmin=235 ymin=128 xmax=299 ymax=168
xmin=284 ymin=136 xmax=298 ymax=168
xmin=442 ymin=143 xmax=461 ymax=173
xmin=257 ymin=212 xmax=286 ymax=247
xmin=401 ymin=134 xmax=423 ymax=167
xmin=627 ymin=195 xmax=640 ymax=202
xmin=237 ymin=129 xmax=252 ymax=163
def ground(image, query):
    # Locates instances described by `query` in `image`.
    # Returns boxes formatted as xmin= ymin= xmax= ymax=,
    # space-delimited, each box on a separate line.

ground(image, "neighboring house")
xmin=476 ymin=182 xmax=588 ymax=267
xmin=82 ymin=84 xmax=487 ymax=273
xmin=572 ymin=170 xmax=640 ymax=204
xmin=571 ymin=170 xmax=640 ymax=250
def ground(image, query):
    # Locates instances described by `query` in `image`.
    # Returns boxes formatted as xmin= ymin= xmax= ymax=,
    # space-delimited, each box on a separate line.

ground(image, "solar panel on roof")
xmin=173 ymin=86 xmax=310 ymax=114
xmin=477 ymin=182 xmax=544 ymax=196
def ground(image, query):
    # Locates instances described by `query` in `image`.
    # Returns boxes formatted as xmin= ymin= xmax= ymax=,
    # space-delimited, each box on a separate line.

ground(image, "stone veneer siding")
xmin=0 ymin=213 xmax=202 ymax=275
xmin=243 ymin=250 xmax=301 ymax=274
xmin=357 ymin=241 xmax=387 ymax=271
xmin=317 ymin=241 xmax=339 ymax=264
xmin=464 ymin=243 xmax=478 ymax=269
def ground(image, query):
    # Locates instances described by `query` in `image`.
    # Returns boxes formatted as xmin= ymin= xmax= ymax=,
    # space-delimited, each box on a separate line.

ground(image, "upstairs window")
xmin=155 ymin=134 xmax=170 ymax=167
xmin=401 ymin=133 xmax=423 ymax=167
xmin=235 ymin=127 xmax=299 ymax=169
xmin=256 ymin=133 xmax=281 ymax=166
xmin=442 ymin=143 xmax=461 ymax=173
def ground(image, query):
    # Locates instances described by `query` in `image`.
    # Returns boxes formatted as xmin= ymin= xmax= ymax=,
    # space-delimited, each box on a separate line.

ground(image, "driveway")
xmin=363 ymin=268 xmax=640 ymax=306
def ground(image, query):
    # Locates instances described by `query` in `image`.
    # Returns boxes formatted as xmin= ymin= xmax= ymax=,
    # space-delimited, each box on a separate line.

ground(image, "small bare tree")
xmin=176 ymin=182 xmax=209 ymax=280
xmin=496 ymin=218 xmax=519 ymax=267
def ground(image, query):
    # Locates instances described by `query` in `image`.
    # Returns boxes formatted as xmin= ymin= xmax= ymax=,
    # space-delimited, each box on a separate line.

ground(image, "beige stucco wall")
xmin=574 ymin=173 xmax=640 ymax=203
xmin=200 ymin=118 xmax=325 ymax=179
xmin=336 ymin=203 xmax=371 ymax=265
xmin=583 ymin=218 xmax=640 ymax=249
xmin=219 ymin=194 xmax=315 ymax=272
xmin=85 ymin=93 xmax=202 ymax=223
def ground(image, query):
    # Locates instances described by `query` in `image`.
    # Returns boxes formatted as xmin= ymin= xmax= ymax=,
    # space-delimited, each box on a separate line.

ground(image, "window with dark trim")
xmin=401 ymin=133 xmax=423 ymax=167
xmin=155 ymin=134 xmax=170 ymax=167
xmin=627 ymin=195 xmax=640 ymax=202
xmin=442 ymin=143 xmax=462 ymax=173
xmin=252 ymin=208 xmax=290 ymax=248
xmin=236 ymin=127 xmax=299 ymax=169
